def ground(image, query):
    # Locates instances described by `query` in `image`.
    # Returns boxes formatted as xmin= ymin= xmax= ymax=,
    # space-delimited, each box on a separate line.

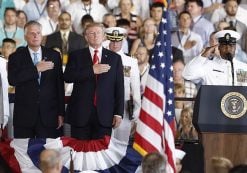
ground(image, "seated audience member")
xmin=16 ymin=10 xmax=28 ymax=29
xmin=229 ymin=164 xmax=247 ymax=173
xmin=142 ymin=152 xmax=167 ymax=173
xmin=103 ymin=13 xmax=117 ymax=28
xmin=171 ymin=11 xmax=203 ymax=63
xmin=211 ymin=156 xmax=233 ymax=173
xmin=23 ymin=0 xmax=48 ymax=21
xmin=216 ymin=20 xmax=230 ymax=31
xmin=1 ymin=38 xmax=16 ymax=60
xmin=115 ymin=0 xmax=142 ymax=42
xmin=65 ymin=0 xmax=108 ymax=34
xmin=202 ymin=0 xmax=223 ymax=20
xmin=173 ymin=58 xmax=197 ymax=98
xmin=39 ymin=149 xmax=62 ymax=173
xmin=183 ymin=29 xmax=247 ymax=86
xmin=130 ymin=18 xmax=157 ymax=58
xmin=186 ymin=0 xmax=215 ymax=47
xmin=177 ymin=107 xmax=198 ymax=140
xmin=38 ymin=0 xmax=61 ymax=37
xmin=175 ymin=149 xmax=186 ymax=173
xmin=0 ymin=8 xmax=26 ymax=48
xmin=169 ymin=0 xmax=186 ymax=32
xmin=150 ymin=2 xmax=164 ymax=27
xmin=116 ymin=19 xmax=132 ymax=53
xmin=81 ymin=14 xmax=94 ymax=36
xmin=211 ymin=0 xmax=247 ymax=52
xmin=135 ymin=46 xmax=150 ymax=98
xmin=174 ymin=83 xmax=187 ymax=110
xmin=174 ymin=83 xmax=190 ymax=124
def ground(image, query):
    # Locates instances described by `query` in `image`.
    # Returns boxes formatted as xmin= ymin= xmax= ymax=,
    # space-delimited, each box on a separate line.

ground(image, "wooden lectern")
xmin=193 ymin=85 xmax=247 ymax=173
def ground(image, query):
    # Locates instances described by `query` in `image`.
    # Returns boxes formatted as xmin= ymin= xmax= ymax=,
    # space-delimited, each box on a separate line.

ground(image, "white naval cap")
xmin=175 ymin=149 xmax=186 ymax=160
xmin=105 ymin=27 xmax=127 ymax=42
xmin=215 ymin=29 xmax=240 ymax=44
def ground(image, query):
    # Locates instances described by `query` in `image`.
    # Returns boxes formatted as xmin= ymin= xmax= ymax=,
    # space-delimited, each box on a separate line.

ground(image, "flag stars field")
xmin=158 ymin=51 xmax=164 ymax=57
xmin=160 ymin=63 xmax=165 ymax=68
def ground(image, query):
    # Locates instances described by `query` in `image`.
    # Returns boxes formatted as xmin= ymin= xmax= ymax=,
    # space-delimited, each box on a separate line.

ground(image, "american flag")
xmin=133 ymin=4 xmax=176 ymax=173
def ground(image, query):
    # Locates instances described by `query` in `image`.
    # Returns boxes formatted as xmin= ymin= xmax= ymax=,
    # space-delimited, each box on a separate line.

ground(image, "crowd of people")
xmin=0 ymin=0 xmax=247 ymax=172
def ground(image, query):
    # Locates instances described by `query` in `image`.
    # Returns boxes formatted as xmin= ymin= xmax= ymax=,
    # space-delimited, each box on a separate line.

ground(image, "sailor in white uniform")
xmin=183 ymin=29 xmax=247 ymax=86
xmin=0 ymin=56 xmax=9 ymax=138
xmin=105 ymin=27 xmax=141 ymax=143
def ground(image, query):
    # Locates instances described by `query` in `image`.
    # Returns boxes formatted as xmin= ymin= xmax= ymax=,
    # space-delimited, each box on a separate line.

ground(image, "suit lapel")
xmin=24 ymin=47 xmax=35 ymax=65
xmin=101 ymin=48 xmax=109 ymax=64
xmin=40 ymin=46 xmax=47 ymax=84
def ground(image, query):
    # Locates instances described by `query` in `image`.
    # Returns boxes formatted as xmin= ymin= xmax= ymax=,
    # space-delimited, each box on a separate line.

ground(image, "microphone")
xmin=226 ymin=53 xmax=234 ymax=86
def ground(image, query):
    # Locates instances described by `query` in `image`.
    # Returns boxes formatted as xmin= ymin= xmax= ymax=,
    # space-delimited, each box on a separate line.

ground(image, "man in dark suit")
xmin=8 ymin=21 xmax=65 ymax=138
xmin=64 ymin=23 xmax=124 ymax=140
xmin=45 ymin=11 xmax=86 ymax=65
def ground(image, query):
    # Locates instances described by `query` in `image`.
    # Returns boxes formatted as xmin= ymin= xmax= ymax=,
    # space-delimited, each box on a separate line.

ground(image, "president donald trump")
xmin=64 ymin=23 xmax=124 ymax=140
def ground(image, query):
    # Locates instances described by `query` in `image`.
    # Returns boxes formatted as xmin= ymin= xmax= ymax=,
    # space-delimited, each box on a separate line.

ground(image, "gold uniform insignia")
xmin=236 ymin=69 xmax=247 ymax=83
xmin=123 ymin=66 xmax=131 ymax=77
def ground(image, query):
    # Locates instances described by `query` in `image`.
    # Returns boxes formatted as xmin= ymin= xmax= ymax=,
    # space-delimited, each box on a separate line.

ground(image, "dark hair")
xmin=150 ymin=2 xmax=164 ymax=10
xmin=59 ymin=11 xmax=71 ymax=20
xmin=224 ymin=26 xmax=237 ymax=31
xmin=172 ymin=47 xmax=184 ymax=64
xmin=4 ymin=7 xmax=17 ymax=17
xmin=186 ymin=0 xmax=204 ymax=8
xmin=2 ymin=38 xmax=16 ymax=46
xmin=222 ymin=0 xmax=241 ymax=4
xmin=46 ymin=0 xmax=61 ymax=8
xmin=178 ymin=11 xmax=192 ymax=20
xmin=16 ymin=10 xmax=27 ymax=20
xmin=116 ymin=19 xmax=130 ymax=27
xmin=229 ymin=164 xmax=247 ymax=173
xmin=81 ymin=14 xmax=94 ymax=27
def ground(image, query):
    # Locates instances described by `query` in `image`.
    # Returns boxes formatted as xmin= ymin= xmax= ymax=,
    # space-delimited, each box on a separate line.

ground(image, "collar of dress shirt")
xmin=28 ymin=46 xmax=42 ymax=61
xmin=89 ymin=46 xmax=103 ymax=62
xmin=60 ymin=30 xmax=70 ymax=40
xmin=193 ymin=15 xmax=202 ymax=23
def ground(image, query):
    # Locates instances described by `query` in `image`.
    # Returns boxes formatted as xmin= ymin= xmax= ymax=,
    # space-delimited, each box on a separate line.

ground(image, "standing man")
xmin=183 ymin=29 xmax=247 ymax=86
xmin=64 ymin=23 xmax=124 ymax=140
xmin=105 ymin=27 xmax=141 ymax=142
xmin=45 ymin=11 xmax=85 ymax=64
xmin=8 ymin=21 xmax=65 ymax=138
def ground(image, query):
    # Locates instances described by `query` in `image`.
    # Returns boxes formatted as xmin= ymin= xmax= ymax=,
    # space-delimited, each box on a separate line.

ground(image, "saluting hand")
xmin=201 ymin=44 xmax=218 ymax=58
xmin=93 ymin=64 xmax=111 ymax=74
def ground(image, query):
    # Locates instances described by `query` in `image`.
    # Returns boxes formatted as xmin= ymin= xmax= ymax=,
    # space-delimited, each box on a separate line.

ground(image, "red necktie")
xmin=93 ymin=49 xmax=99 ymax=65
xmin=93 ymin=50 xmax=99 ymax=106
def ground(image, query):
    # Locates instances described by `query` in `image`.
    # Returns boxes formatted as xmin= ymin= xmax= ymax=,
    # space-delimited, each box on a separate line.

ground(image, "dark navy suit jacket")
xmin=8 ymin=46 xmax=65 ymax=128
xmin=64 ymin=47 xmax=124 ymax=127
